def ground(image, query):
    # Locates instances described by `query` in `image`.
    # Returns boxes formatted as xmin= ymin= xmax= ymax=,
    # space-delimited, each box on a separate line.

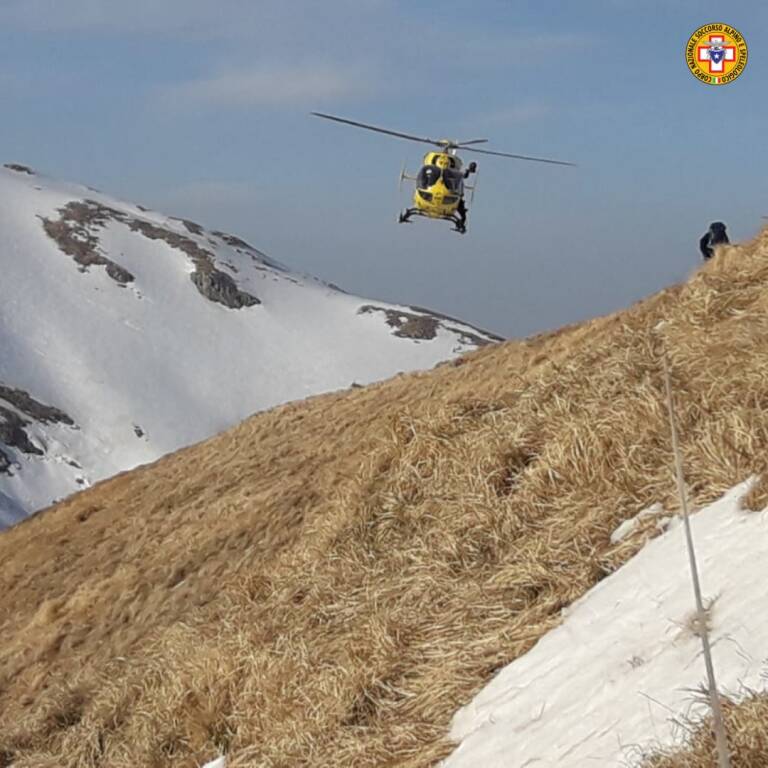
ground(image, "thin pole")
xmin=662 ymin=352 xmax=731 ymax=767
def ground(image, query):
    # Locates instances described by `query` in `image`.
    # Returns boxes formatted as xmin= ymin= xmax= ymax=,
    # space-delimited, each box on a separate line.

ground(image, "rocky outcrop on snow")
xmin=42 ymin=200 xmax=261 ymax=307
xmin=359 ymin=305 xmax=502 ymax=346
xmin=0 ymin=385 xmax=75 ymax=474
xmin=0 ymin=165 xmax=501 ymax=523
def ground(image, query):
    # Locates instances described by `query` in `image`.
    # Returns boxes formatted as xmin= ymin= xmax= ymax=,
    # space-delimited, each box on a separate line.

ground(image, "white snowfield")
xmin=0 ymin=165 xmax=499 ymax=526
xmin=443 ymin=480 xmax=768 ymax=767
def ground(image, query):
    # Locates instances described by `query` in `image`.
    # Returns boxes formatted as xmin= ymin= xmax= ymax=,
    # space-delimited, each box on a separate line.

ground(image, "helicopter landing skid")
xmin=398 ymin=208 xmax=467 ymax=234
xmin=450 ymin=216 xmax=467 ymax=234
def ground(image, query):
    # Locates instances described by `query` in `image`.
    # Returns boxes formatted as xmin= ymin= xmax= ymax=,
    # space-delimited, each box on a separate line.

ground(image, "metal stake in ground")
xmin=662 ymin=352 xmax=731 ymax=768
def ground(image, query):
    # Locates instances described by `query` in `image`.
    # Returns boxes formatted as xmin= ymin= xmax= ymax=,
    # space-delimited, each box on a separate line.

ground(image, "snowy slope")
xmin=443 ymin=481 xmax=768 ymax=767
xmin=0 ymin=164 xmax=499 ymax=525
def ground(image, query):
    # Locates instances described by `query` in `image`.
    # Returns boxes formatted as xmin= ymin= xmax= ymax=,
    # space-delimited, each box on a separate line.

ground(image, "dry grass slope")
xmin=642 ymin=694 xmax=768 ymax=767
xmin=2 ymin=232 xmax=768 ymax=766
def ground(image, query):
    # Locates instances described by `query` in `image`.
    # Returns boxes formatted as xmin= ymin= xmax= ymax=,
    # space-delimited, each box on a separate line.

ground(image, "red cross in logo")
xmin=697 ymin=35 xmax=736 ymax=73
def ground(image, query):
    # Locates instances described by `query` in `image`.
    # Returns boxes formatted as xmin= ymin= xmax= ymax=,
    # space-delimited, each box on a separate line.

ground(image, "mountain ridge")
xmin=3 ymin=168 xmax=767 ymax=767
xmin=0 ymin=163 xmax=499 ymax=525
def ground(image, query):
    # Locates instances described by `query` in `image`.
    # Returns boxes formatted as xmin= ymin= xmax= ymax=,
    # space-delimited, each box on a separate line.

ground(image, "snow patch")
xmin=0 ymin=166 xmax=500 ymax=524
xmin=610 ymin=502 xmax=670 ymax=544
xmin=444 ymin=480 xmax=768 ymax=767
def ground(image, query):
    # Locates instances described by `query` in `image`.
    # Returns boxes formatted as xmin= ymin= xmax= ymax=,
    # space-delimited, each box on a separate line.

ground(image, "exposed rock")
xmin=40 ymin=201 xmax=135 ymax=285
xmin=127 ymin=219 xmax=198 ymax=249
xmin=409 ymin=305 xmax=504 ymax=342
xmin=0 ymin=406 xmax=42 ymax=456
xmin=3 ymin=163 xmax=34 ymax=175
xmin=443 ymin=326 xmax=499 ymax=348
xmin=179 ymin=219 xmax=204 ymax=236
xmin=213 ymin=230 xmax=288 ymax=272
xmin=0 ymin=386 xmax=76 ymax=470
xmin=126 ymin=218 xmax=261 ymax=308
xmin=359 ymin=306 xmax=439 ymax=340
xmin=191 ymin=270 xmax=259 ymax=309
xmin=40 ymin=200 xmax=261 ymax=308
xmin=358 ymin=305 xmax=500 ymax=347
xmin=106 ymin=262 xmax=134 ymax=283
xmin=0 ymin=385 xmax=74 ymax=425
xmin=212 ymin=230 xmax=256 ymax=250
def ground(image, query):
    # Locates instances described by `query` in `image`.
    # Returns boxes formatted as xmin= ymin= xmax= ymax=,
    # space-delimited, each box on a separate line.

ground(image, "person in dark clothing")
xmin=455 ymin=198 xmax=467 ymax=233
xmin=699 ymin=221 xmax=729 ymax=260
xmin=450 ymin=162 xmax=477 ymax=233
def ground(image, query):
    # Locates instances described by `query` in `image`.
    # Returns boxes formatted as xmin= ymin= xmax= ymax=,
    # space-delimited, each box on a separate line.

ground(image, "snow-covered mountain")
xmin=0 ymin=163 xmax=500 ymax=525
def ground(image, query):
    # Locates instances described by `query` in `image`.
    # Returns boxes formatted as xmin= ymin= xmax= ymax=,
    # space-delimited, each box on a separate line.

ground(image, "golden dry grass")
xmin=2 ymin=234 xmax=768 ymax=766
xmin=642 ymin=694 xmax=768 ymax=767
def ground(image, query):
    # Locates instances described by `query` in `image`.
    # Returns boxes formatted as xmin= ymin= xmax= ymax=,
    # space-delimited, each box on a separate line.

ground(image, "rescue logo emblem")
xmin=686 ymin=24 xmax=747 ymax=85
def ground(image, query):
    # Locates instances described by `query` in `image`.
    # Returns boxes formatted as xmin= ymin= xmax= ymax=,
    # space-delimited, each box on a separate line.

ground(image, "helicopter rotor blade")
xmin=461 ymin=146 xmax=576 ymax=166
xmin=311 ymin=112 xmax=440 ymax=147
xmin=312 ymin=112 xmax=575 ymax=165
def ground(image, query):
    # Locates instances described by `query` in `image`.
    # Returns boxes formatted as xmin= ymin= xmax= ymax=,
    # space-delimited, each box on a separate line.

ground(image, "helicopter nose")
xmin=431 ymin=180 xmax=448 ymax=202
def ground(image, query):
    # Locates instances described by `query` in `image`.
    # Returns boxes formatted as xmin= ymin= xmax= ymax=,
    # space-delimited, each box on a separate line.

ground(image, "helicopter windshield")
xmin=416 ymin=165 xmax=441 ymax=189
xmin=417 ymin=165 xmax=464 ymax=193
xmin=442 ymin=168 xmax=464 ymax=193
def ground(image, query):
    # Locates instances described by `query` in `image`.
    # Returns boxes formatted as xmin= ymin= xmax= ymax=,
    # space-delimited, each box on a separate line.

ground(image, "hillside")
xmin=2 ymin=227 xmax=768 ymax=767
xmin=0 ymin=163 xmax=498 ymax=525
xmin=444 ymin=480 xmax=768 ymax=766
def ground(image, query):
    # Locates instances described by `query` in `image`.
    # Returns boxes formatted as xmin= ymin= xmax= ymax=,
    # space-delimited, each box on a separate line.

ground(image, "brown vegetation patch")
xmin=41 ymin=201 xmax=135 ymax=284
xmin=125 ymin=217 xmax=260 ymax=309
xmin=409 ymin=304 xmax=505 ymax=342
xmin=2 ymin=229 xmax=768 ymax=765
xmin=642 ymin=693 xmax=768 ymax=767
xmin=41 ymin=200 xmax=261 ymax=308
xmin=359 ymin=305 xmax=498 ymax=346
xmin=742 ymin=471 xmax=768 ymax=511
xmin=360 ymin=305 xmax=440 ymax=339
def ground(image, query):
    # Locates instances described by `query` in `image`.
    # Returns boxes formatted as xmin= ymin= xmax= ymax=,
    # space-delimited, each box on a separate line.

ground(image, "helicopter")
xmin=312 ymin=111 xmax=575 ymax=234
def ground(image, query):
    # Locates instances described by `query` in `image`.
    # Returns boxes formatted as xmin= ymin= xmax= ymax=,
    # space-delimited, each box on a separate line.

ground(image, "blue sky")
xmin=1 ymin=0 xmax=765 ymax=337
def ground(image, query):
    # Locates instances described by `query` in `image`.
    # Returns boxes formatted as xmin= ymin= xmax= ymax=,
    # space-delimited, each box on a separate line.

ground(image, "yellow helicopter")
xmin=312 ymin=112 xmax=575 ymax=234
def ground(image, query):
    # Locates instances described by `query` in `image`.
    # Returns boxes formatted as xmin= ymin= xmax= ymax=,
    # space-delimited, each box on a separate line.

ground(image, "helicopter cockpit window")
xmin=417 ymin=165 xmax=441 ymax=188
xmin=442 ymin=168 xmax=464 ymax=193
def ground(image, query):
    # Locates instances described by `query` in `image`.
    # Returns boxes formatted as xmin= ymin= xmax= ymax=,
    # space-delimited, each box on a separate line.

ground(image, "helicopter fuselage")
xmin=312 ymin=110 xmax=574 ymax=234
xmin=412 ymin=151 xmax=465 ymax=219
